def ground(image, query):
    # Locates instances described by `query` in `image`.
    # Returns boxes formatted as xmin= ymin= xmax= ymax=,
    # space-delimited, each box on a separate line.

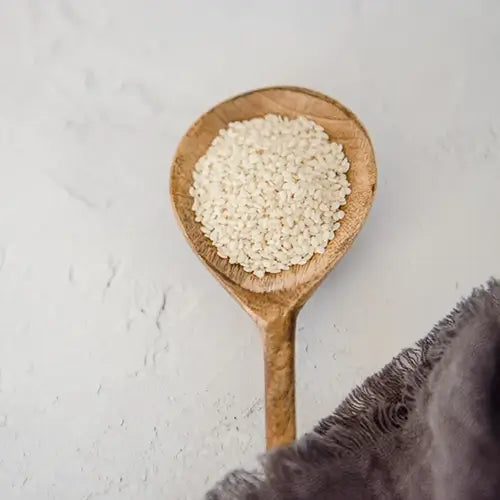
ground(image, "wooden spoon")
xmin=170 ymin=86 xmax=377 ymax=450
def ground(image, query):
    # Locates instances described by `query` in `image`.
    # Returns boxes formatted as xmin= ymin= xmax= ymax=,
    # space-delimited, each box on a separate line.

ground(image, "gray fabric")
xmin=206 ymin=279 xmax=500 ymax=499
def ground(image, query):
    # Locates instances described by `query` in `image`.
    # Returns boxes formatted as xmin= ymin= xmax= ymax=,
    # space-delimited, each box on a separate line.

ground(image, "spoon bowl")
xmin=171 ymin=86 xmax=376 ymax=449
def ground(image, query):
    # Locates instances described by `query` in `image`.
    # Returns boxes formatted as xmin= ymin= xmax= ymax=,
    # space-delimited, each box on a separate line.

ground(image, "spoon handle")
xmin=262 ymin=310 xmax=297 ymax=449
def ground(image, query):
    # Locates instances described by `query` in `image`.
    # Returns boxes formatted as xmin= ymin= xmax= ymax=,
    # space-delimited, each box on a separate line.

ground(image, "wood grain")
xmin=170 ymin=86 xmax=377 ymax=449
xmin=263 ymin=310 xmax=297 ymax=449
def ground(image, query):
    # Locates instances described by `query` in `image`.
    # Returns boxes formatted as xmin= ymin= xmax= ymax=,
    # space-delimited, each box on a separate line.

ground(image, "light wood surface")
xmin=170 ymin=86 xmax=377 ymax=449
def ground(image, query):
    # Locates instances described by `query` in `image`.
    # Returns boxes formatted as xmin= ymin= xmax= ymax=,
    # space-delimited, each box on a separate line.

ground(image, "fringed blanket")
xmin=207 ymin=280 xmax=500 ymax=499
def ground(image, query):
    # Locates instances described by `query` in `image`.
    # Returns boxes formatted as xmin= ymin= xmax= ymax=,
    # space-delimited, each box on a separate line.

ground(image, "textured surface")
xmin=1 ymin=1 xmax=500 ymax=499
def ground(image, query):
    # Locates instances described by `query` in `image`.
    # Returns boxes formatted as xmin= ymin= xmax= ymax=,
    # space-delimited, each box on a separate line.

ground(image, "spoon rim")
xmin=170 ymin=86 xmax=377 ymax=296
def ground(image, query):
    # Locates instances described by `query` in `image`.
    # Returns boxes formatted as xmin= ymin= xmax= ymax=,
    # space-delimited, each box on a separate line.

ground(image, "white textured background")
xmin=1 ymin=1 xmax=500 ymax=498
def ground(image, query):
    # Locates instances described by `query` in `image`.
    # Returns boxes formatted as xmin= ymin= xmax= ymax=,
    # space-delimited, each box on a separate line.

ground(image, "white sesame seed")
xmin=191 ymin=114 xmax=351 ymax=277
